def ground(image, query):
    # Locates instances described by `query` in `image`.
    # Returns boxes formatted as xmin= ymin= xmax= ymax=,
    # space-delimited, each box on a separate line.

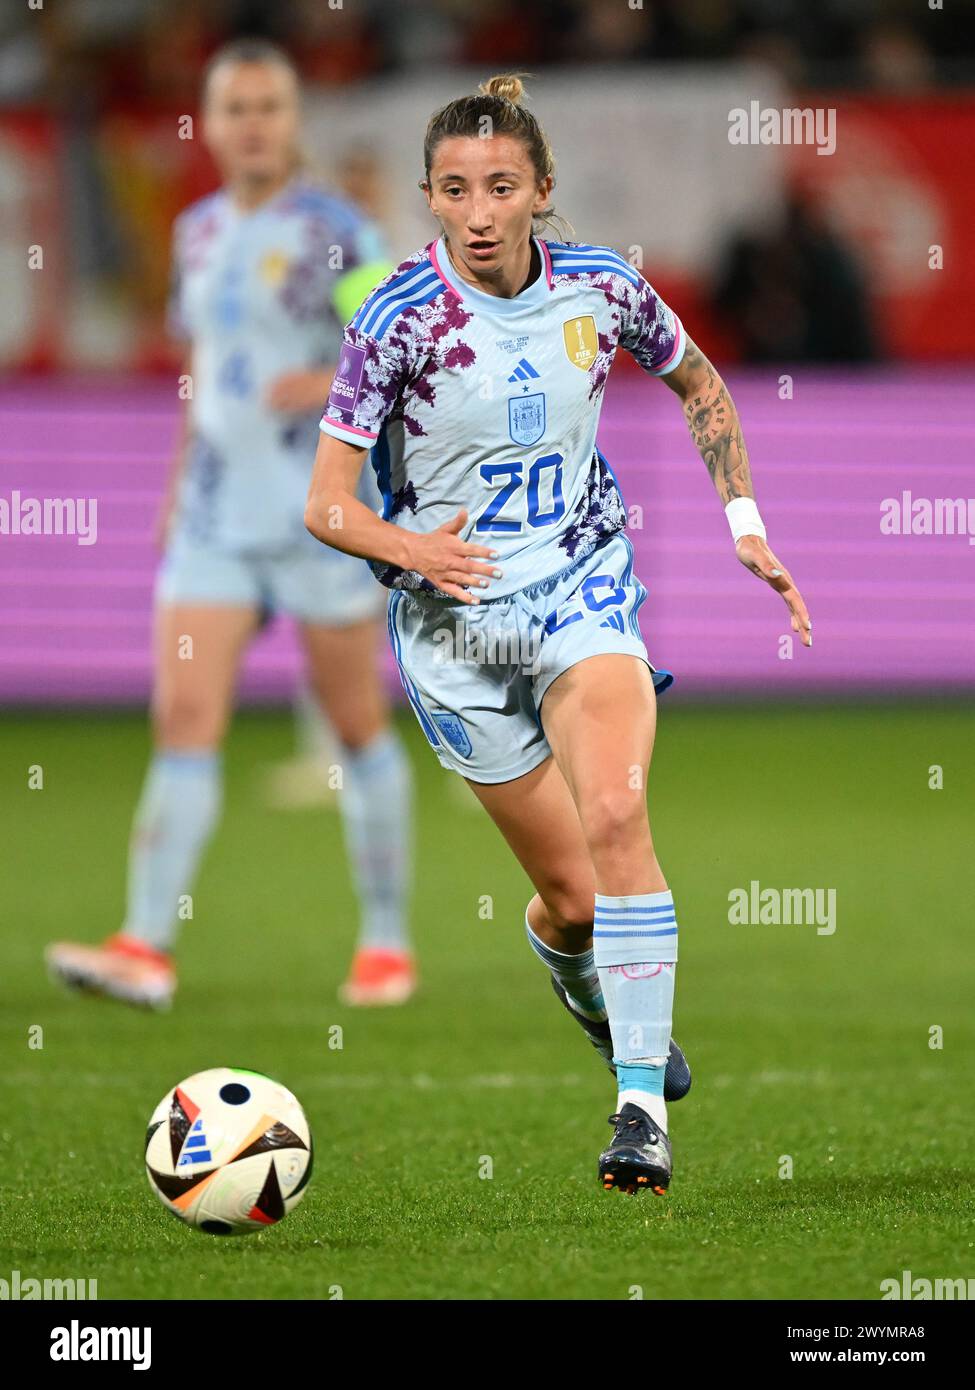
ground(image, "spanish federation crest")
xmin=508 ymin=392 xmax=546 ymax=446
xmin=563 ymin=315 xmax=598 ymax=370
xmin=431 ymin=711 xmax=473 ymax=758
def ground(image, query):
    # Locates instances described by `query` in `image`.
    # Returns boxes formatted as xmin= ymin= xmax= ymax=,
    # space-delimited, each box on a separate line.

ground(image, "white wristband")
xmin=725 ymin=497 xmax=766 ymax=544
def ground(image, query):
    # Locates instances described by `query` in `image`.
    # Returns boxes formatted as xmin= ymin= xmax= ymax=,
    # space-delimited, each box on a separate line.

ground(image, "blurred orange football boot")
xmin=45 ymin=933 xmax=175 ymax=1010
xmin=338 ymin=947 xmax=416 ymax=1006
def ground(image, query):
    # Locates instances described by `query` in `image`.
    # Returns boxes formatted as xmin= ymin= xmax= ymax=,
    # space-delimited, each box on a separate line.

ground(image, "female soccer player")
xmin=305 ymin=74 xmax=812 ymax=1194
xmin=47 ymin=40 xmax=416 ymax=1010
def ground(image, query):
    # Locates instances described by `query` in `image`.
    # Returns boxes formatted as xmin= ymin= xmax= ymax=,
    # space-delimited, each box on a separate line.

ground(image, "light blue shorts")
xmin=387 ymin=533 xmax=673 ymax=783
xmin=156 ymin=525 xmax=387 ymax=627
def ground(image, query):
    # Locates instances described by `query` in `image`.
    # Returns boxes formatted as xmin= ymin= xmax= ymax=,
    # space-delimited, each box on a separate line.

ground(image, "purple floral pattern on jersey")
xmin=557 ymin=449 xmax=627 ymax=562
xmin=324 ymin=326 xmax=405 ymax=431
xmin=369 ymin=557 xmax=437 ymax=592
xmin=615 ymin=272 xmax=681 ymax=375
xmin=585 ymin=329 xmax=615 ymax=399
xmin=322 ymin=251 xmax=477 ymax=448
xmin=443 ymin=342 xmax=476 ymax=370
xmin=411 ymin=357 xmax=438 ymax=408
xmin=389 ymin=481 xmax=419 ymax=519
xmin=431 ymin=293 xmax=476 ymax=342
xmin=553 ymin=269 xmax=680 ymax=394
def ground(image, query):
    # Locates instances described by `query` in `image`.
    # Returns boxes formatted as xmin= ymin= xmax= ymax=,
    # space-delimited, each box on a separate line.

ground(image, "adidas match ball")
xmin=145 ymin=1067 xmax=312 ymax=1236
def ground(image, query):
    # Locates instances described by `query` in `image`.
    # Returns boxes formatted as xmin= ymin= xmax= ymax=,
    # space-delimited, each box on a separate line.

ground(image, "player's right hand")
xmin=736 ymin=534 xmax=812 ymax=647
xmin=409 ymin=509 xmax=502 ymax=604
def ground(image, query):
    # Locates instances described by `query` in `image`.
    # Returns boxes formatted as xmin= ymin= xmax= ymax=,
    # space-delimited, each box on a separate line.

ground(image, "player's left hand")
xmin=735 ymin=535 xmax=812 ymax=648
xmin=266 ymin=370 xmax=334 ymax=413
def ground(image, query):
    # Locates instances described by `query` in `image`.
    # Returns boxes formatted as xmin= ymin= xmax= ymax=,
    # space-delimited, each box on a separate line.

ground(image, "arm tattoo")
xmin=679 ymin=344 xmax=754 ymax=504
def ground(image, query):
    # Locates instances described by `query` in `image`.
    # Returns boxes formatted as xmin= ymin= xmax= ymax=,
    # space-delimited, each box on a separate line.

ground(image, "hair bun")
xmin=479 ymin=73 xmax=527 ymax=105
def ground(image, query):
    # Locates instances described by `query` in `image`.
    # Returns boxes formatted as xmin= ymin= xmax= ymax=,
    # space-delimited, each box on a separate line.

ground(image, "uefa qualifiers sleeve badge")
xmin=328 ymin=344 xmax=367 ymax=421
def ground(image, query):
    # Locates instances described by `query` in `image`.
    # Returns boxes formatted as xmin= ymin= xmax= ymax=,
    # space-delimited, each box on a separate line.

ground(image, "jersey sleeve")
xmin=617 ymin=273 xmax=686 ymax=377
xmin=319 ymin=326 xmax=409 ymax=448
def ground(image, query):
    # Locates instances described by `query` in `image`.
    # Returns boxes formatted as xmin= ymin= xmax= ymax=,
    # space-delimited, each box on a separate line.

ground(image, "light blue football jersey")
xmin=169 ymin=178 xmax=389 ymax=548
xmin=319 ymin=234 xmax=686 ymax=598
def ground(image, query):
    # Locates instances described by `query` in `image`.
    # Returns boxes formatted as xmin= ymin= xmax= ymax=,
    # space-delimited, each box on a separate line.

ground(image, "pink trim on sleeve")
xmin=651 ymin=316 xmax=687 ymax=376
xmin=319 ymin=418 xmax=379 ymax=445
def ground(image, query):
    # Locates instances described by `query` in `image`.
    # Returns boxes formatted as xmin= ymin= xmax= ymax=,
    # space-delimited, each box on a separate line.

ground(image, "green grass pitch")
xmin=0 ymin=700 xmax=971 ymax=1300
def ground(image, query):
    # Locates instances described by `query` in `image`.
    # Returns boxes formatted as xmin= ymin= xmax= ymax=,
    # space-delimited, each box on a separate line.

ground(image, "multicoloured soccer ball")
xmin=145 ymin=1067 xmax=312 ymax=1235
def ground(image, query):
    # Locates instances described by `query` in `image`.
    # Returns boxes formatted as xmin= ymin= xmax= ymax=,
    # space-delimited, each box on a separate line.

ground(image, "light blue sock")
xmin=122 ymin=750 xmax=222 ymax=952
xmin=294 ymin=678 xmax=335 ymax=764
xmin=593 ymin=890 xmax=678 ymax=1127
xmin=524 ymin=913 xmax=606 ymax=1020
xmin=338 ymin=729 xmax=413 ymax=951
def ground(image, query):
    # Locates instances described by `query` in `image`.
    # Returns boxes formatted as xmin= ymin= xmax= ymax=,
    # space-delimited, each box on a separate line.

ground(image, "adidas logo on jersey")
xmin=507 ymin=358 xmax=540 ymax=383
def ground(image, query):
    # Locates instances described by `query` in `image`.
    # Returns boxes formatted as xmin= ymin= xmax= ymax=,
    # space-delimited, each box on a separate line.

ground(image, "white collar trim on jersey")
xmin=431 ymin=234 xmax=553 ymax=313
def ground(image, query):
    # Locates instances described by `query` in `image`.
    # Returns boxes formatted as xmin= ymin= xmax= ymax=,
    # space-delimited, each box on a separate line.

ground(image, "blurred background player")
xmin=264 ymin=142 xmax=394 ymax=814
xmin=46 ymin=39 xmax=416 ymax=1009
